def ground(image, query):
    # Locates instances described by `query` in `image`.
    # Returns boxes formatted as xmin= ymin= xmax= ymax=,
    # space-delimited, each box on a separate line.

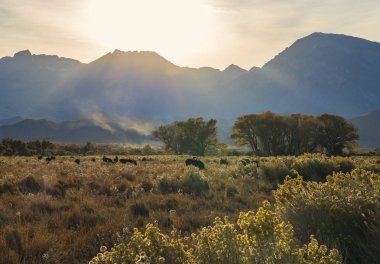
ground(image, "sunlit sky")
xmin=1 ymin=0 xmax=380 ymax=69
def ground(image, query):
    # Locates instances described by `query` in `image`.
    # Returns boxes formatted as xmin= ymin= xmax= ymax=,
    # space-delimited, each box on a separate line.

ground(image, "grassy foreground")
xmin=0 ymin=154 xmax=379 ymax=263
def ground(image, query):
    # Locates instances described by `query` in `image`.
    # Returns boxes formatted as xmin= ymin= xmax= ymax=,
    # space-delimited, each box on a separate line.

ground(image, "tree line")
xmin=0 ymin=139 xmax=158 ymax=156
xmin=0 ymin=112 xmax=359 ymax=157
xmin=153 ymin=112 xmax=359 ymax=156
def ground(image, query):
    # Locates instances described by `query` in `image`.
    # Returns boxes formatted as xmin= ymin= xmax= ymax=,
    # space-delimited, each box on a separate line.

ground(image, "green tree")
xmin=152 ymin=122 xmax=183 ymax=154
xmin=317 ymin=114 xmax=359 ymax=155
xmin=231 ymin=114 xmax=260 ymax=154
xmin=232 ymin=112 xmax=359 ymax=156
xmin=82 ymin=142 xmax=95 ymax=155
xmin=0 ymin=138 xmax=28 ymax=156
xmin=153 ymin=117 xmax=218 ymax=156
xmin=142 ymin=144 xmax=153 ymax=155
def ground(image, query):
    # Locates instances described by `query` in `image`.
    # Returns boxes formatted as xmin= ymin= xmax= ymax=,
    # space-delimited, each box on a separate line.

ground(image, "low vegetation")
xmin=0 ymin=154 xmax=379 ymax=263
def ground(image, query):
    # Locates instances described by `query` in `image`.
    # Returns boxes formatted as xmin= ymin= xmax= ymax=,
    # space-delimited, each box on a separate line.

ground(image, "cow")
xmin=102 ymin=156 xmax=113 ymax=163
xmin=239 ymin=158 xmax=251 ymax=166
xmin=185 ymin=158 xmax=205 ymax=170
xmin=37 ymin=156 xmax=43 ymax=160
xmin=120 ymin=158 xmax=137 ymax=165
xmin=220 ymin=158 xmax=229 ymax=165
xmin=239 ymin=158 xmax=260 ymax=167
xmin=46 ymin=157 xmax=52 ymax=163
xmin=74 ymin=159 xmax=80 ymax=165
xmin=114 ymin=156 xmax=119 ymax=163
xmin=91 ymin=158 xmax=96 ymax=162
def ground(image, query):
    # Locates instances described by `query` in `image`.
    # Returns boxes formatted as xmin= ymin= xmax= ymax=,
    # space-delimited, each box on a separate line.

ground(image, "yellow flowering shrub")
xmin=275 ymin=169 xmax=380 ymax=264
xmin=90 ymin=202 xmax=342 ymax=264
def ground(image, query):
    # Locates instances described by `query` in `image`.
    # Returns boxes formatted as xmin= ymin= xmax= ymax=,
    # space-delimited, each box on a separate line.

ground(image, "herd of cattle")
xmin=36 ymin=155 xmax=262 ymax=170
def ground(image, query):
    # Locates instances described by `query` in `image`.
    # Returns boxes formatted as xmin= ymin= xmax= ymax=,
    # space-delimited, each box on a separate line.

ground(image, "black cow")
xmin=220 ymin=158 xmax=229 ymax=165
xmin=102 ymin=156 xmax=113 ymax=163
xmin=75 ymin=159 xmax=80 ymax=165
xmin=46 ymin=157 xmax=52 ymax=163
xmin=91 ymin=158 xmax=96 ymax=162
xmin=114 ymin=156 xmax=119 ymax=163
xmin=120 ymin=159 xmax=137 ymax=165
xmin=376 ymin=160 xmax=380 ymax=164
xmin=38 ymin=156 xmax=43 ymax=160
xmin=185 ymin=158 xmax=205 ymax=170
xmin=50 ymin=156 xmax=56 ymax=160
xmin=239 ymin=158 xmax=251 ymax=165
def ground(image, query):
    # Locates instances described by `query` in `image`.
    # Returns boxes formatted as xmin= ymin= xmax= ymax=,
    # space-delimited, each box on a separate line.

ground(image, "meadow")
xmin=0 ymin=154 xmax=379 ymax=264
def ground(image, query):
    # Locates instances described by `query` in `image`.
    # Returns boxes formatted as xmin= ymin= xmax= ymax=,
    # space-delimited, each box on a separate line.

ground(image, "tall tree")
xmin=231 ymin=114 xmax=260 ymax=154
xmin=232 ymin=112 xmax=359 ymax=156
xmin=152 ymin=122 xmax=183 ymax=154
xmin=317 ymin=114 xmax=359 ymax=155
xmin=153 ymin=118 xmax=217 ymax=156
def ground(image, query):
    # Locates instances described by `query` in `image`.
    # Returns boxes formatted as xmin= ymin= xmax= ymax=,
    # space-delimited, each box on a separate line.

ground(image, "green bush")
xmin=257 ymin=158 xmax=292 ymax=185
xmin=181 ymin=167 xmax=209 ymax=195
xmin=275 ymin=169 xmax=380 ymax=264
xmin=292 ymin=154 xmax=337 ymax=181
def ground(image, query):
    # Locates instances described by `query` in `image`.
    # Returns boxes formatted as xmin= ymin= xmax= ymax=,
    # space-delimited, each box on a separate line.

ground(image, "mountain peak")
xmin=224 ymin=64 xmax=246 ymax=72
xmin=14 ymin=50 xmax=32 ymax=58
xmin=91 ymin=50 xmax=178 ymax=71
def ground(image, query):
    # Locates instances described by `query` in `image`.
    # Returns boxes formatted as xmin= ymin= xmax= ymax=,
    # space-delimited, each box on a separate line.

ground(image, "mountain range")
xmin=0 ymin=32 xmax=379 ymax=146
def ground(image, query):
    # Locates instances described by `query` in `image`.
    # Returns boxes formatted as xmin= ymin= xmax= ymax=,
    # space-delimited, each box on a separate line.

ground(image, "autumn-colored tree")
xmin=232 ymin=112 xmax=359 ymax=156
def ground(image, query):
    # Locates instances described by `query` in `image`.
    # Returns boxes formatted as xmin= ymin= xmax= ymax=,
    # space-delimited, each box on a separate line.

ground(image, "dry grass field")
xmin=0 ymin=154 xmax=379 ymax=263
xmin=0 ymin=155 xmax=273 ymax=263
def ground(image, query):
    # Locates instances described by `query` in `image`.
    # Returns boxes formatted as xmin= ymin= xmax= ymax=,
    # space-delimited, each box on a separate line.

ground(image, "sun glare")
xmin=87 ymin=0 xmax=212 ymax=61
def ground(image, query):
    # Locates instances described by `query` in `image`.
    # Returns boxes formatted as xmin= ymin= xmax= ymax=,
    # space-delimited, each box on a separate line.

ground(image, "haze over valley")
xmin=0 ymin=33 xmax=380 ymax=147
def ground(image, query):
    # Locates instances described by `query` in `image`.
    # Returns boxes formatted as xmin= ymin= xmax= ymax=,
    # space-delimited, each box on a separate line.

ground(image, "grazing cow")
xmin=120 ymin=158 xmax=137 ymax=165
xmin=75 ymin=159 xmax=80 ymax=165
xmin=185 ymin=158 xmax=205 ymax=170
xmin=239 ymin=158 xmax=251 ymax=166
xmin=38 ymin=156 xmax=43 ymax=160
xmin=114 ymin=156 xmax=119 ymax=163
xmin=220 ymin=158 xmax=229 ymax=165
xmin=102 ymin=156 xmax=113 ymax=163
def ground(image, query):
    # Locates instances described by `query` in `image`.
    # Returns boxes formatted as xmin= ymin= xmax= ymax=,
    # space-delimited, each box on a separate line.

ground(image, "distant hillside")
xmin=0 ymin=116 xmax=23 ymax=126
xmin=225 ymin=33 xmax=380 ymax=118
xmin=351 ymin=110 xmax=380 ymax=148
xmin=0 ymin=117 xmax=150 ymax=144
xmin=0 ymin=33 xmax=380 ymax=146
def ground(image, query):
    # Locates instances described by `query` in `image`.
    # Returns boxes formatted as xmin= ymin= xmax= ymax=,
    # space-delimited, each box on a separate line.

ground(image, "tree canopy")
xmin=153 ymin=117 xmax=217 ymax=156
xmin=232 ymin=112 xmax=359 ymax=156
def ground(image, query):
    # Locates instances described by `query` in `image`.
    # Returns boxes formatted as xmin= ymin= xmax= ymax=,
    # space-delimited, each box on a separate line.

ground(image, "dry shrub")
xmin=130 ymin=203 xmax=149 ymax=217
xmin=18 ymin=176 xmax=43 ymax=194
xmin=158 ymin=176 xmax=179 ymax=194
xmin=181 ymin=167 xmax=209 ymax=195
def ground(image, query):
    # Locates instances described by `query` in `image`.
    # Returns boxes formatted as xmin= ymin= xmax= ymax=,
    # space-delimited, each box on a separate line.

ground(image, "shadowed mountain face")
xmin=351 ymin=110 xmax=380 ymax=148
xmin=223 ymin=33 xmax=380 ymax=118
xmin=0 ymin=33 xmax=380 ymax=145
xmin=0 ymin=118 xmax=150 ymax=144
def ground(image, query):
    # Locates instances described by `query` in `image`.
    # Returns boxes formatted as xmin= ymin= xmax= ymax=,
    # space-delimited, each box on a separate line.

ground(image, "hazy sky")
xmin=1 ymin=0 xmax=380 ymax=69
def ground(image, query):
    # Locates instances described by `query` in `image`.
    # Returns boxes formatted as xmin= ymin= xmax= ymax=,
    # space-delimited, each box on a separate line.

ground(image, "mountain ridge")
xmin=1 ymin=32 xmax=380 ymax=146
